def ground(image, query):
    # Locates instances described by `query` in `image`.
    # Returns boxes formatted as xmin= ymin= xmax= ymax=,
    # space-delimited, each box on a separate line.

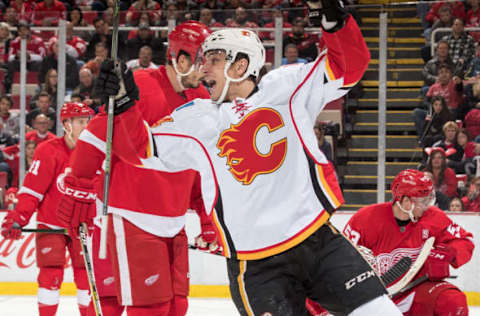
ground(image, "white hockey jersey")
xmin=106 ymin=17 xmax=369 ymax=260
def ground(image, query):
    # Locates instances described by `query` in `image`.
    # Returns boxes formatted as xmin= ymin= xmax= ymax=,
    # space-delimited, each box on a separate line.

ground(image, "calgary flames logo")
xmin=217 ymin=108 xmax=287 ymax=185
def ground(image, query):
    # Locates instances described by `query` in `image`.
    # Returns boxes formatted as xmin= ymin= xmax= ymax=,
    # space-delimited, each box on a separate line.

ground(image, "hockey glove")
xmin=422 ymin=244 xmax=456 ymax=281
xmin=195 ymin=221 xmax=222 ymax=254
xmin=94 ymin=59 xmax=139 ymax=115
xmin=56 ymin=174 xmax=97 ymax=234
xmin=1 ymin=211 xmax=29 ymax=239
xmin=307 ymin=0 xmax=348 ymax=32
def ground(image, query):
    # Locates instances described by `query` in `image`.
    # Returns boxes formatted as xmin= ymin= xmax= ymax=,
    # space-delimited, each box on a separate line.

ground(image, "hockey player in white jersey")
xmin=63 ymin=0 xmax=403 ymax=315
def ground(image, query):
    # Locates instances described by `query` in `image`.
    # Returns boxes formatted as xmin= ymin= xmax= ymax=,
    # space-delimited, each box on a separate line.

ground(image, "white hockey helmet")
xmin=201 ymin=28 xmax=266 ymax=103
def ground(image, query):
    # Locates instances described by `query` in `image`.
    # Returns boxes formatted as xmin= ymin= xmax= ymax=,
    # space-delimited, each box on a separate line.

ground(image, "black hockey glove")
xmin=306 ymin=0 xmax=348 ymax=33
xmin=94 ymin=59 xmax=139 ymax=115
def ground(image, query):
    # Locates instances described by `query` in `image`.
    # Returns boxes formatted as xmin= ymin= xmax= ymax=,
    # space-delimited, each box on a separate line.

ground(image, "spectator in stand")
xmin=426 ymin=64 xmax=463 ymax=115
xmin=32 ymin=0 xmax=67 ymax=26
xmin=1 ymin=140 xmax=36 ymax=188
xmin=126 ymin=0 xmax=161 ymax=26
xmin=30 ymin=68 xmax=58 ymax=110
xmin=462 ymin=176 xmax=480 ymax=212
xmin=4 ymin=22 xmax=46 ymax=94
xmin=72 ymin=67 xmax=100 ymax=112
xmin=48 ymin=22 xmax=87 ymax=63
xmin=200 ymin=0 xmax=226 ymax=24
xmin=38 ymin=39 xmax=79 ymax=92
xmin=126 ymin=45 xmax=158 ymax=71
xmin=464 ymin=99 xmax=480 ymax=141
xmin=465 ymin=45 xmax=480 ymax=80
xmin=26 ymin=114 xmax=55 ymax=145
xmin=466 ymin=0 xmax=480 ymax=42
xmin=198 ymin=8 xmax=224 ymax=27
xmin=258 ymin=0 xmax=284 ymax=26
xmin=314 ymin=117 xmax=333 ymax=163
xmin=262 ymin=6 xmax=291 ymax=36
xmin=433 ymin=120 xmax=461 ymax=151
xmin=26 ymin=91 xmax=56 ymax=132
xmin=226 ymin=6 xmax=259 ymax=29
xmin=2 ymin=7 xmax=19 ymax=28
xmin=124 ymin=22 xmax=165 ymax=66
xmin=415 ymin=95 xmax=453 ymax=146
xmin=422 ymin=40 xmax=460 ymax=94
xmin=285 ymin=0 xmax=306 ymax=24
xmin=83 ymin=41 xmax=108 ymax=77
xmin=426 ymin=1 xmax=465 ymax=26
xmin=0 ymin=22 xmax=12 ymax=72
xmin=9 ymin=0 xmax=35 ymax=25
xmin=442 ymin=18 xmax=476 ymax=67
xmin=448 ymin=197 xmax=465 ymax=211
xmin=0 ymin=95 xmax=19 ymax=140
xmin=282 ymin=43 xmax=307 ymax=65
xmin=283 ymin=17 xmax=319 ymax=62
xmin=456 ymin=128 xmax=480 ymax=174
xmin=84 ymin=18 xmax=110 ymax=61
xmin=0 ymin=122 xmax=15 ymax=148
xmin=421 ymin=6 xmax=455 ymax=63
xmin=424 ymin=146 xmax=459 ymax=199
xmin=68 ymin=7 xmax=88 ymax=28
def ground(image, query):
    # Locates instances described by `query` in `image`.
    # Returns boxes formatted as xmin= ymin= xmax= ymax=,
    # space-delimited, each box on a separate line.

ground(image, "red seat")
xmin=83 ymin=11 xmax=98 ymax=25
xmin=0 ymin=171 xmax=8 ymax=191
xmin=13 ymin=71 xmax=39 ymax=84
xmin=10 ymin=95 xmax=32 ymax=109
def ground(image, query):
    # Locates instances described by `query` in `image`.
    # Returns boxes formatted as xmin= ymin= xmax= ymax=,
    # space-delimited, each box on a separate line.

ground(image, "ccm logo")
xmin=65 ymin=188 xmax=96 ymax=200
xmin=345 ymin=270 xmax=376 ymax=290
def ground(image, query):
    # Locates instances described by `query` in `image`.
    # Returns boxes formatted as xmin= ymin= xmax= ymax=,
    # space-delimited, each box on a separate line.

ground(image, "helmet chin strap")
xmin=215 ymin=60 xmax=251 ymax=105
xmin=395 ymin=200 xmax=417 ymax=223
xmin=172 ymin=57 xmax=195 ymax=91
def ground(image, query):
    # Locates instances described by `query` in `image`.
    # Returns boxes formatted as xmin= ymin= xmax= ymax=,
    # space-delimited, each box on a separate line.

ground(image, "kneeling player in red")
xmin=1 ymin=102 xmax=95 ymax=316
xmin=342 ymin=169 xmax=474 ymax=316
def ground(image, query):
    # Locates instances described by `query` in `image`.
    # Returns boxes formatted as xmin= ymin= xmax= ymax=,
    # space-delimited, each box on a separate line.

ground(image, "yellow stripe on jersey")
xmin=325 ymin=58 xmax=336 ymax=81
xmin=212 ymin=209 xmax=230 ymax=258
xmin=316 ymin=165 xmax=342 ymax=209
xmin=238 ymin=260 xmax=254 ymax=316
xmin=236 ymin=211 xmax=330 ymax=260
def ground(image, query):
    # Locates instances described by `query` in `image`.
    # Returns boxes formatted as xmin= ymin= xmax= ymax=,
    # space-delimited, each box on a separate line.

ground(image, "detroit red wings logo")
xmin=217 ymin=108 xmax=287 ymax=185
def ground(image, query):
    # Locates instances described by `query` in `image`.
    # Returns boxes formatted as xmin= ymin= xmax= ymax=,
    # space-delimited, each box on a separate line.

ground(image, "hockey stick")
xmin=188 ymin=243 xmax=222 ymax=256
xmin=387 ymin=236 xmax=435 ymax=296
xmin=21 ymin=228 xmax=67 ymax=234
xmin=79 ymin=223 xmax=103 ymax=316
xmin=99 ymin=0 xmax=121 ymax=260
xmin=381 ymin=256 xmax=412 ymax=286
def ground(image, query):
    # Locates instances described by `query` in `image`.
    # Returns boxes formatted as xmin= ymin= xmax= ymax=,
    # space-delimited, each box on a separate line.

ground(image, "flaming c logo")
xmin=217 ymin=108 xmax=287 ymax=185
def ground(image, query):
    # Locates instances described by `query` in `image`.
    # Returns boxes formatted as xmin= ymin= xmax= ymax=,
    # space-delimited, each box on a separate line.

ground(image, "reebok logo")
xmin=41 ymin=247 xmax=52 ymax=254
xmin=103 ymin=276 xmax=115 ymax=286
xmin=145 ymin=274 xmax=159 ymax=286
xmin=345 ymin=270 xmax=376 ymax=290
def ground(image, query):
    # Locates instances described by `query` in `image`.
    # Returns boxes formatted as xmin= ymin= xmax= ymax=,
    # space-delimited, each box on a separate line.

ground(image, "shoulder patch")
xmin=175 ymin=101 xmax=195 ymax=111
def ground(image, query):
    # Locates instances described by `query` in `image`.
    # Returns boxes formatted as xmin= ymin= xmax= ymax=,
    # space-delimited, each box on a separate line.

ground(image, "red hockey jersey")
xmin=16 ymin=137 xmax=72 ymax=228
xmin=343 ymin=202 xmax=474 ymax=275
xmin=72 ymin=66 xmax=210 ymax=237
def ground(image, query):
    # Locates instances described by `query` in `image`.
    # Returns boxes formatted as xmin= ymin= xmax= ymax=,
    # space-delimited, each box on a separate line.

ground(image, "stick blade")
xmin=381 ymin=256 xmax=412 ymax=286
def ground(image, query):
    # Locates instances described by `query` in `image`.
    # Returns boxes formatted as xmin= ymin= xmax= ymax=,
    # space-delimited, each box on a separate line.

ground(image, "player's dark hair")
xmin=235 ymin=52 xmax=256 ymax=83
xmin=167 ymin=50 xmax=191 ymax=66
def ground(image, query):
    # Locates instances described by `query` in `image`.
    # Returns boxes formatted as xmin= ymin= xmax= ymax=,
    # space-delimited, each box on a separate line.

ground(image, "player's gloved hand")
xmin=306 ymin=0 xmax=348 ymax=33
xmin=423 ymin=244 xmax=456 ymax=281
xmin=1 ymin=211 xmax=29 ymax=239
xmin=94 ymin=59 xmax=139 ymax=115
xmin=56 ymin=174 xmax=97 ymax=234
xmin=195 ymin=221 xmax=222 ymax=254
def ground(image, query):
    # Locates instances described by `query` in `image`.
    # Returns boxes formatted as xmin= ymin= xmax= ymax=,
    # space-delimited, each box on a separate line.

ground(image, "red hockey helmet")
xmin=167 ymin=20 xmax=211 ymax=63
xmin=391 ymin=169 xmax=433 ymax=201
xmin=60 ymin=102 xmax=94 ymax=121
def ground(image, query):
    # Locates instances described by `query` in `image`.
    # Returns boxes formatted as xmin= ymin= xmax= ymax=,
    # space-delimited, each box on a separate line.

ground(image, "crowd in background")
xmin=413 ymin=0 xmax=480 ymax=212
xmin=0 ymin=0 xmax=477 ymax=213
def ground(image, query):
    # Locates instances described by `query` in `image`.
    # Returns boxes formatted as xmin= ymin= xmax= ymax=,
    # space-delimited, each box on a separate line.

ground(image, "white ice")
xmin=0 ymin=296 xmax=479 ymax=315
